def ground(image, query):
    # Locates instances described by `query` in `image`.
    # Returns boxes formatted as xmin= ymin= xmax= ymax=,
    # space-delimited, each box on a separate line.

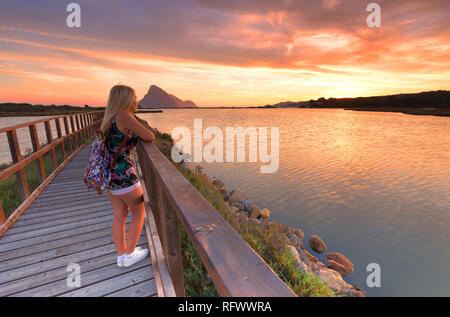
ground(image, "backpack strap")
xmin=110 ymin=130 xmax=130 ymax=169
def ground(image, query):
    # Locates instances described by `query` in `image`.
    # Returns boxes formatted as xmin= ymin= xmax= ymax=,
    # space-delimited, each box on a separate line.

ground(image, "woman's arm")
xmin=116 ymin=112 xmax=155 ymax=142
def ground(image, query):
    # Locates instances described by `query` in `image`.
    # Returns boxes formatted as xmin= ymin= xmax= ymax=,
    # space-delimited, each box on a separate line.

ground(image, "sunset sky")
xmin=0 ymin=0 xmax=449 ymax=107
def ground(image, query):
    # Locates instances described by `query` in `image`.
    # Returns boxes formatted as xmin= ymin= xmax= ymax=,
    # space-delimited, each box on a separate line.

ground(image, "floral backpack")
xmin=83 ymin=119 xmax=130 ymax=194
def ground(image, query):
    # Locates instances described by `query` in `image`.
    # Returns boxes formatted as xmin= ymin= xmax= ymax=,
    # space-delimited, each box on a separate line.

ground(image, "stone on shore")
xmin=286 ymin=230 xmax=304 ymax=249
xmin=259 ymin=208 xmax=270 ymax=220
xmin=212 ymin=178 xmax=224 ymax=189
xmin=239 ymin=200 xmax=252 ymax=212
xmin=230 ymin=189 xmax=247 ymax=203
xmin=302 ymin=248 xmax=318 ymax=263
xmin=248 ymin=205 xmax=261 ymax=219
xmin=309 ymin=235 xmax=327 ymax=253
xmin=231 ymin=207 xmax=239 ymax=214
xmin=233 ymin=202 xmax=244 ymax=211
xmin=326 ymin=253 xmax=354 ymax=276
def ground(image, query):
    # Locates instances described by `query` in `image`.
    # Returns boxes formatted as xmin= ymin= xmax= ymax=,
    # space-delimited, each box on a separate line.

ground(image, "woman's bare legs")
xmin=107 ymin=191 xmax=129 ymax=256
xmin=121 ymin=186 xmax=146 ymax=254
xmin=108 ymin=186 xmax=146 ymax=255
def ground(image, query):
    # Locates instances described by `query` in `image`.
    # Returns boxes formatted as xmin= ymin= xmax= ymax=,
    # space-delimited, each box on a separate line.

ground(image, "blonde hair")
xmin=99 ymin=85 xmax=136 ymax=139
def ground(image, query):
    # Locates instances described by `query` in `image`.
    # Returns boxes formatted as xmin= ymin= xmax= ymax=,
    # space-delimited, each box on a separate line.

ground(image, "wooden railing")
xmin=0 ymin=111 xmax=104 ymax=236
xmin=135 ymin=140 xmax=297 ymax=297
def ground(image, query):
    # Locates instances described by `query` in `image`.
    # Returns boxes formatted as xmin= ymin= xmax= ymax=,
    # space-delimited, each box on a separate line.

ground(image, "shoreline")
xmin=139 ymin=120 xmax=364 ymax=297
xmin=195 ymin=170 xmax=364 ymax=297
xmin=2 ymin=106 xmax=449 ymax=118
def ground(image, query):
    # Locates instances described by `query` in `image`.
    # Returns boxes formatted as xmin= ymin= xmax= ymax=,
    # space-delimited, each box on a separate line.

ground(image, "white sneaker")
xmin=117 ymin=254 xmax=125 ymax=267
xmin=123 ymin=247 xmax=149 ymax=267
xmin=117 ymin=247 xmax=144 ymax=267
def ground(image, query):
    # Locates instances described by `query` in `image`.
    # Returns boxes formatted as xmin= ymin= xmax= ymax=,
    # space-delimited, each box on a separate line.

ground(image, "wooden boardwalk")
xmin=0 ymin=144 xmax=157 ymax=297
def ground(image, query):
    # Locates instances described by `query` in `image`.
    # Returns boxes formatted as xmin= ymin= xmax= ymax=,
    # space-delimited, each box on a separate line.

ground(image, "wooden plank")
xmin=13 ymin=205 xmax=115 ymax=228
xmin=60 ymin=266 xmax=153 ymax=297
xmin=0 ymin=235 xmax=147 ymax=285
xmin=136 ymin=141 xmax=296 ymax=297
xmin=0 ymin=225 xmax=117 ymax=261
xmin=25 ymin=196 xmax=109 ymax=213
xmin=0 ymin=214 xmax=114 ymax=241
xmin=4 ymin=209 xmax=114 ymax=236
xmin=0 ymin=234 xmax=117 ymax=273
xmin=0 ymin=221 xmax=115 ymax=253
xmin=20 ymin=199 xmax=108 ymax=218
xmin=12 ymin=252 xmax=151 ymax=297
xmin=32 ymin=188 xmax=95 ymax=200
xmin=29 ymin=191 xmax=106 ymax=207
xmin=0 ymin=241 xmax=147 ymax=296
xmin=106 ymin=279 xmax=157 ymax=297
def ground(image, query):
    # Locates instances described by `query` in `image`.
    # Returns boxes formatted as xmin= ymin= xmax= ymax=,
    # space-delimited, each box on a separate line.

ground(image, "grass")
xmin=135 ymin=116 xmax=335 ymax=297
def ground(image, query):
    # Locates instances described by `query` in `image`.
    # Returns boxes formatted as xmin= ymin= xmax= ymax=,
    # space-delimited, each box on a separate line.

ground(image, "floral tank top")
xmin=105 ymin=115 xmax=139 ymax=190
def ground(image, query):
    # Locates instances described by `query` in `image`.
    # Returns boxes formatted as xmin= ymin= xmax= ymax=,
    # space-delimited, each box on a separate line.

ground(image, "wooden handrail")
xmin=0 ymin=111 xmax=104 ymax=236
xmin=136 ymin=140 xmax=297 ymax=297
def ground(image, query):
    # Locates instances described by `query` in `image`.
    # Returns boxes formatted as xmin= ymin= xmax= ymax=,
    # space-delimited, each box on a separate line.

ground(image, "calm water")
xmin=138 ymin=108 xmax=450 ymax=297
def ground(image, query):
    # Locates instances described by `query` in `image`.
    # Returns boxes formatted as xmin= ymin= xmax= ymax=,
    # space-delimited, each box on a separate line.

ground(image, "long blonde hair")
xmin=100 ymin=85 xmax=136 ymax=139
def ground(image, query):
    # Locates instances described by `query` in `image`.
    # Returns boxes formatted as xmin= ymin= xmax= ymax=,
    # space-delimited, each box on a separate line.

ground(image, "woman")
xmin=99 ymin=85 xmax=155 ymax=267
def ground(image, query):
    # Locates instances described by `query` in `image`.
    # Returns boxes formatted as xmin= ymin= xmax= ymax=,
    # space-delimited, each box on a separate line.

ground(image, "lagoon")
xmin=138 ymin=108 xmax=450 ymax=296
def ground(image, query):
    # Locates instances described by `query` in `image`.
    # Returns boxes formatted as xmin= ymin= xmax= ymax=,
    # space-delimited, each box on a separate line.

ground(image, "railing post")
xmin=44 ymin=121 xmax=57 ymax=170
xmin=70 ymin=116 xmax=79 ymax=149
xmin=29 ymin=124 xmax=46 ymax=182
xmin=64 ymin=116 xmax=74 ymax=155
xmin=0 ymin=201 xmax=5 ymax=224
xmin=7 ymin=129 xmax=30 ymax=201
xmin=55 ymin=118 xmax=66 ymax=160
xmin=154 ymin=183 xmax=184 ymax=296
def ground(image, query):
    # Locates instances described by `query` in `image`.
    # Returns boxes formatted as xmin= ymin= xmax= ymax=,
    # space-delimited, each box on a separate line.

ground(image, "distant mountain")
xmin=265 ymin=90 xmax=450 ymax=109
xmin=139 ymin=85 xmax=197 ymax=108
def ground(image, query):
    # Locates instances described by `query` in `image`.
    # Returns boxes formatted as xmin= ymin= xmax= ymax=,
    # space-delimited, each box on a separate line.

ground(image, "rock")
xmin=258 ymin=208 xmax=270 ymax=220
xmin=296 ymin=248 xmax=314 ymax=273
xmin=195 ymin=165 xmax=204 ymax=175
xmin=230 ymin=189 xmax=247 ymax=203
xmin=286 ymin=231 xmax=303 ymax=249
xmin=239 ymin=200 xmax=252 ymax=212
xmin=288 ymin=246 xmax=310 ymax=273
xmin=231 ymin=207 xmax=239 ymax=214
xmin=139 ymin=85 xmax=197 ymax=108
xmin=248 ymin=218 xmax=261 ymax=227
xmin=212 ymin=179 xmax=224 ymax=189
xmin=233 ymin=202 xmax=244 ymax=211
xmin=248 ymin=206 xmax=261 ymax=219
xmin=309 ymin=235 xmax=327 ymax=253
xmin=302 ymin=248 xmax=318 ymax=263
xmin=326 ymin=253 xmax=354 ymax=276
xmin=313 ymin=266 xmax=359 ymax=296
